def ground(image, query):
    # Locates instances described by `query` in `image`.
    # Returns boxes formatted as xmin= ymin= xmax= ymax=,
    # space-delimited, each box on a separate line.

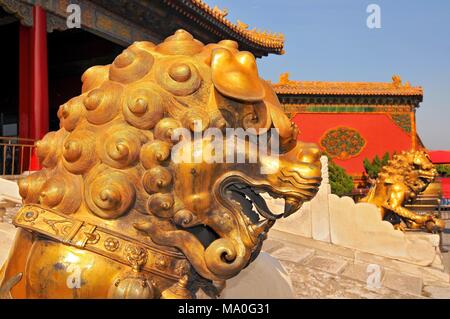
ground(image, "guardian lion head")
xmin=17 ymin=30 xmax=321 ymax=296
xmin=379 ymin=150 xmax=437 ymax=196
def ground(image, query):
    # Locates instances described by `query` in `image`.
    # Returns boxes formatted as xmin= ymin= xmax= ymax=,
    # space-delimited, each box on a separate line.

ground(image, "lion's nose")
xmin=298 ymin=143 xmax=321 ymax=164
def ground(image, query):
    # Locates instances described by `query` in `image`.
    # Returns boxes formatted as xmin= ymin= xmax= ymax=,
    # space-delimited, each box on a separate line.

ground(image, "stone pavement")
xmin=263 ymin=229 xmax=450 ymax=299
xmin=437 ymin=211 xmax=450 ymax=282
xmin=0 ymin=222 xmax=16 ymax=267
xmin=0 ymin=201 xmax=21 ymax=267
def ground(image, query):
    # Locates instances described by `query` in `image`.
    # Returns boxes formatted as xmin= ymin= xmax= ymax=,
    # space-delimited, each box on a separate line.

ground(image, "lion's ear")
xmin=260 ymin=80 xmax=293 ymax=139
xmin=211 ymin=48 xmax=265 ymax=102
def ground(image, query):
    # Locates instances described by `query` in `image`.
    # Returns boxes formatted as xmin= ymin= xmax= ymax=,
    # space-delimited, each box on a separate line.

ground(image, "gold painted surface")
xmin=360 ymin=150 xmax=444 ymax=232
xmin=0 ymin=30 xmax=321 ymax=298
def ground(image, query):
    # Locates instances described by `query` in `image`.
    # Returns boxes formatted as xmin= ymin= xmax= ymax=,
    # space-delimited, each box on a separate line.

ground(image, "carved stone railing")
xmin=0 ymin=136 xmax=35 ymax=177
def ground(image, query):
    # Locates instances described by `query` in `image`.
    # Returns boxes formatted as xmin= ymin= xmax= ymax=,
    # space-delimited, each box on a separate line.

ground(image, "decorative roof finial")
xmin=237 ymin=20 xmax=249 ymax=30
xmin=279 ymin=72 xmax=290 ymax=84
xmin=212 ymin=6 xmax=228 ymax=18
xmin=392 ymin=74 xmax=402 ymax=87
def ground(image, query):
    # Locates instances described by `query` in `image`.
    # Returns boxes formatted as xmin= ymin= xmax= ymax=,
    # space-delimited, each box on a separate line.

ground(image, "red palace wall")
xmin=292 ymin=113 xmax=414 ymax=175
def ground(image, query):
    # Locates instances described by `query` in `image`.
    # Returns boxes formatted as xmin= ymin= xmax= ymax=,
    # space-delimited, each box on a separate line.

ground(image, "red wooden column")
xmin=29 ymin=5 xmax=49 ymax=170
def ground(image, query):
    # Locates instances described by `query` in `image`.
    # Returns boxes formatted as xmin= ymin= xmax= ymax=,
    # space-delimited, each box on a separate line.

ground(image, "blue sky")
xmin=206 ymin=0 xmax=450 ymax=150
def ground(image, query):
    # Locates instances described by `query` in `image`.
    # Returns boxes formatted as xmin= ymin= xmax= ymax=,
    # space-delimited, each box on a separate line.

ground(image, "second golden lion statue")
xmin=361 ymin=150 xmax=444 ymax=233
xmin=0 ymin=30 xmax=322 ymax=299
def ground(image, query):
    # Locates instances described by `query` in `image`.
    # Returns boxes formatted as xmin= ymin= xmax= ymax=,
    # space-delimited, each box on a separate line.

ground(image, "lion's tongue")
xmin=284 ymin=197 xmax=302 ymax=217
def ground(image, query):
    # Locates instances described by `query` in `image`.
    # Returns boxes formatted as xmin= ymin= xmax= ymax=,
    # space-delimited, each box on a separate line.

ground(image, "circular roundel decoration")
xmin=320 ymin=127 xmax=366 ymax=160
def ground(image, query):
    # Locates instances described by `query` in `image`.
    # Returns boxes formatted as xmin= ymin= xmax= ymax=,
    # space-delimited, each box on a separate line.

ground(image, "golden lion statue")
xmin=0 ymin=30 xmax=322 ymax=298
xmin=361 ymin=150 xmax=444 ymax=233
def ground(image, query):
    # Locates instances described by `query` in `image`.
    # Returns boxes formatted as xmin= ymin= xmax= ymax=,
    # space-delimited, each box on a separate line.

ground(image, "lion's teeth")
xmin=250 ymin=219 xmax=272 ymax=236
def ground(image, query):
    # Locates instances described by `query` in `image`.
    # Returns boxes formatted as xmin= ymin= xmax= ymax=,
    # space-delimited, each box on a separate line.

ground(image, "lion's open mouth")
xmin=419 ymin=174 xmax=435 ymax=183
xmin=216 ymin=173 xmax=320 ymax=242
xmin=419 ymin=176 xmax=432 ymax=183
xmin=228 ymin=183 xmax=282 ymax=223
xmin=227 ymin=183 xmax=278 ymax=239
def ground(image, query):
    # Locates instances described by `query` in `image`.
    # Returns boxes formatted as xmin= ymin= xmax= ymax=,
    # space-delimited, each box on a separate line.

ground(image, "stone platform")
xmin=264 ymin=229 xmax=450 ymax=299
xmin=0 ymin=223 xmax=16 ymax=268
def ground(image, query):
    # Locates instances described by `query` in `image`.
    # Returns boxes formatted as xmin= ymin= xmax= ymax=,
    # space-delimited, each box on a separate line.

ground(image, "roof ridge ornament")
xmin=273 ymin=74 xmax=423 ymax=96
xmin=237 ymin=20 xmax=249 ymax=30
xmin=279 ymin=72 xmax=291 ymax=85
xmin=212 ymin=5 xmax=228 ymax=18
xmin=392 ymin=74 xmax=402 ymax=87
xmin=188 ymin=0 xmax=284 ymax=53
